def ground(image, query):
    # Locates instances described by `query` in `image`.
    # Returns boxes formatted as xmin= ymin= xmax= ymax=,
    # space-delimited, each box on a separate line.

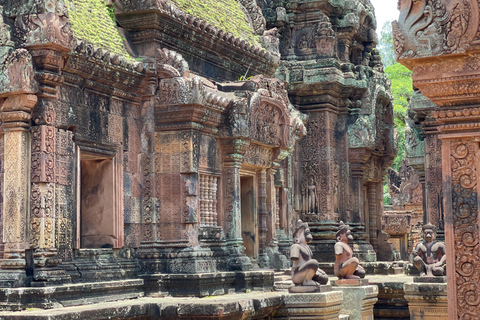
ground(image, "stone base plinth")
xmin=143 ymin=270 xmax=274 ymax=297
xmin=273 ymin=291 xmax=343 ymax=319
xmin=404 ymin=282 xmax=448 ymax=320
xmin=289 ymin=284 xmax=332 ymax=293
xmin=0 ymin=269 xmax=27 ymax=288
xmin=332 ymin=285 xmax=378 ymax=320
xmin=331 ymin=278 xmax=369 ymax=286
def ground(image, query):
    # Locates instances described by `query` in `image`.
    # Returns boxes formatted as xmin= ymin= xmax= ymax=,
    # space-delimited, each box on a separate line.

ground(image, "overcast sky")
xmin=370 ymin=0 xmax=399 ymax=34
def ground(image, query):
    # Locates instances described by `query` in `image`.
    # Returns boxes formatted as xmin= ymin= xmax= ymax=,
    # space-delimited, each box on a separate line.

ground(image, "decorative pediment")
xmin=249 ymin=97 xmax=289 ymax=148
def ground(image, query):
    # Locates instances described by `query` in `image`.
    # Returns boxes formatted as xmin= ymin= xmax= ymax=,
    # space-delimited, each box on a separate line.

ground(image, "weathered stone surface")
xmin=332 ymin=285 xmax=378 ymax=320
xmin=273 ymin=291 xmax=344 ymax=320
xmin=394 ymin=1 xmax=480 ymax=318
xmin=0 ymin=0 xmax=397 ymax=316
xmin=404 ymin=282 xmax=448 ymax=320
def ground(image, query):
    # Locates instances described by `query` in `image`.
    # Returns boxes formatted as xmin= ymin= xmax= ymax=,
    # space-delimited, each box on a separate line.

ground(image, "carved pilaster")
xmin=440 ymin=136 xmax=479 ymax=320
xmin=425 ymin=133 xmax=443 ymax=230
xmin=257 ymin=169 xmax=269 ymax=268
xmin=367 ymin=182 xmax=378 ymax=251
xmin=0 ymin=94 xmax=37 ymax=271
xmin=221 ymin=138 xmax=251 ymax=271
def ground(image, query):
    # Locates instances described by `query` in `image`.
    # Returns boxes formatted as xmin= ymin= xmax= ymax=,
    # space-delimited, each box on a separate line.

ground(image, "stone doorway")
xmin=78 ymin=151 xmax=123 ymax=249
xmin=240 ymin=175 xmax=258 ymax=263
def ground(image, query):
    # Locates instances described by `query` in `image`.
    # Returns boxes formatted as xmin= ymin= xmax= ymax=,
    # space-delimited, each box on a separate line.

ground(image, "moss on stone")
xmin=171 ymin=0 xmax=259 ymax=45
xmin=65 ymin=0 xmax=133 ymax=60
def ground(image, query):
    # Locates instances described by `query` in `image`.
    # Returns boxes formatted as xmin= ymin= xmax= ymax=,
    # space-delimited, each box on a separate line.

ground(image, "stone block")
xmin=332 ymin=285 xmax=378 ymax=320
xmin=404 ymin=282 xmax=448 ymax=320
xmin=273 ymin=291 xmax=343 ymax=319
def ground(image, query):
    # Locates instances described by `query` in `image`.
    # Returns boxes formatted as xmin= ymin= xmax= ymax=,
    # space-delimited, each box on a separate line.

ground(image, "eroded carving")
xmin=412 ymin=223 xmax=446 ymax=277
xmin=290 ymin=220 xmax=328 ymax=289
xmin=334 ymin=221 xmax=366 ymax=279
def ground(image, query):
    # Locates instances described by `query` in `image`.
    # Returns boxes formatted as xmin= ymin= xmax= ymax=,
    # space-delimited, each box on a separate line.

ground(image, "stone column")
xmin=221 ymin=139 xmax=251 ymax=271
xmin=0 ymin=94 xmax=36 ymax=284
xmin=257 ymin=168 xmax=268 ymax=267
xmin=266 ymin=167 xmax=276 ymax=246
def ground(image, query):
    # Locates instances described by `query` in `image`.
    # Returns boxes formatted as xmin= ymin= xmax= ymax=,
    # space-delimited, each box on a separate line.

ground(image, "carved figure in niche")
xmin=290 ymin=220 xmax=328 ymax=286
xmin=301 ymin=175 xmax=317 ymax=214
xmin=412 ymin=223 xmax=446 ymax=276
xmin=298 ymin=33 xmax=309 ymax=50
xmin=334 ymin=221 xmax=365 ymax=279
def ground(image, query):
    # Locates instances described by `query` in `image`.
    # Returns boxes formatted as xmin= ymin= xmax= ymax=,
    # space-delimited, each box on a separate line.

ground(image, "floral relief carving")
xmin=449 ymin=139 xmax=480 ymax=316
xmin=31 ymin=126 xmax=56 ymax=183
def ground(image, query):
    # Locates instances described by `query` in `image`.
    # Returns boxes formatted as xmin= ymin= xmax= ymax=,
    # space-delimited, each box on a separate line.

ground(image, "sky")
xmin=370 ymin=0 xmax=399 ymax=34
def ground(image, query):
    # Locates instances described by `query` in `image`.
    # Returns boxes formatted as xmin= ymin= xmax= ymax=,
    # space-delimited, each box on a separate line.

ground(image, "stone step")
xmin=339 ymin=314 xmax=350 ymax=320
xmin=273 ymin=280 xmax=294 ymax=291
xmin=274 ymin=274 xmax=291 ymax=282
xmin=390 ymin=267 xmax=405 ymax=275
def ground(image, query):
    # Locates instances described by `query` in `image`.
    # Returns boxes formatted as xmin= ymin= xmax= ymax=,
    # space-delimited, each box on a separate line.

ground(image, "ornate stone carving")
xmin=243 ymin=143 xmax=273 ymax=168
xmin=31 ymin=125 xmax=56 ymax=183
xmin=15 ymin=12 xmax=73 ymax=50
xmin=314 ymin=13 xmax=335 ymax=57
xmin=388 ymin=160 xmax=423 ymax=208
xmin=156 ymin=48 xmax=189 ymax=78
xmin=447 ymin=139 xmax=480 ymax=317
xmin=239 ymin=0 xmax=265 ymax=36
xmin=348 ymin=116 xmax=375 ymax=149
xmin=393 ymin=0 xmax=478 ymax=60
xmin=301 ymin=175 xmax=318 ymax=215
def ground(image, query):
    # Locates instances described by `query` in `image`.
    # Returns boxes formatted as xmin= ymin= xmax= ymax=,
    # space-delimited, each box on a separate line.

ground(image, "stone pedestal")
xmin=273 ymin=291 xmax=343 ymax=320
xmin=404 ymin=278 xmax=448 ymax=320
xmin=331 ymin=282 xmax=378 ymax=320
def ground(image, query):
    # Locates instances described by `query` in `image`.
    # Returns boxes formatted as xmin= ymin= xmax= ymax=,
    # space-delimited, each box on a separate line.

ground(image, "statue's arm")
xmin=436 ymin=242 xmax=447 ymax=264
xmin=334 ymin=242 xmax=344 ymax=256
xmin=290 ymin=244 xmax=300 ymax=260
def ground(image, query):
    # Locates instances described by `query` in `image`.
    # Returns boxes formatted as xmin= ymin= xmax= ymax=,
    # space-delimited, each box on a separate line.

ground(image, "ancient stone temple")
xmin=262 ymin=0 xmax=395 ymax=261
xmin=394 ymin=0 xmax=480 ymax=317
xmin=0 ymin=0 xmax=394 ymax=315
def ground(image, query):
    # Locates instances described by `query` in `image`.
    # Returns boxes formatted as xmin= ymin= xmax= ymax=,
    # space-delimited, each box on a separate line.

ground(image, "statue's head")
xmin=293 ymin=220 xmax=312 ymax=244
xmin=422 ymin=223 xmax=437 ymax=242
xmin=336 ymin=221 xmax=353 ymax=242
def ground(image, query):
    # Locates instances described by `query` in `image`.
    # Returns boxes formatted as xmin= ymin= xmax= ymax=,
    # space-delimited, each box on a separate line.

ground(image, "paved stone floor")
xmin=0 ymin=275 xmax=416 ymax=319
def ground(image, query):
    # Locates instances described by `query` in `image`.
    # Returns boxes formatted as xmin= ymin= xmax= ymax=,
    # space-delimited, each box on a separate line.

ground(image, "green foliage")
xmin=380 ymin=24 xmax=414 ymax=204
xmin=377 ymin=21 xmax=395 ymax=67
xmin=107 ymin=6 xmax=115 ymax=23
xmin=384 ymin=63 xmax=413 ymax=133
xmin=65 ymin=0 xmax=133 ymax=60
xmin=171 ymin=0 xmax=259 ymax=46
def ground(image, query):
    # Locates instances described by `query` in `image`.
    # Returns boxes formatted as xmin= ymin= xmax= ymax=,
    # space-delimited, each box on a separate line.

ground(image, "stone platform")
xmin=404 ymin=278 xmax=448 ymax=320
xmin=331 ymin=280 xmax=378 ymax=320
xmin=0 ymin=293 xmax=284 ymax=319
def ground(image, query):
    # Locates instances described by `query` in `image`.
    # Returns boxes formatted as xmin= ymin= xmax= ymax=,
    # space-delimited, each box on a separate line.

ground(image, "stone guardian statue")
xmin=334 ymin=221 xmax=365 ymax=279
xmin=290 ymin=220 xmax=328 ymax=288
xmin=412 ymin=223 xmax=446 ymax=276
